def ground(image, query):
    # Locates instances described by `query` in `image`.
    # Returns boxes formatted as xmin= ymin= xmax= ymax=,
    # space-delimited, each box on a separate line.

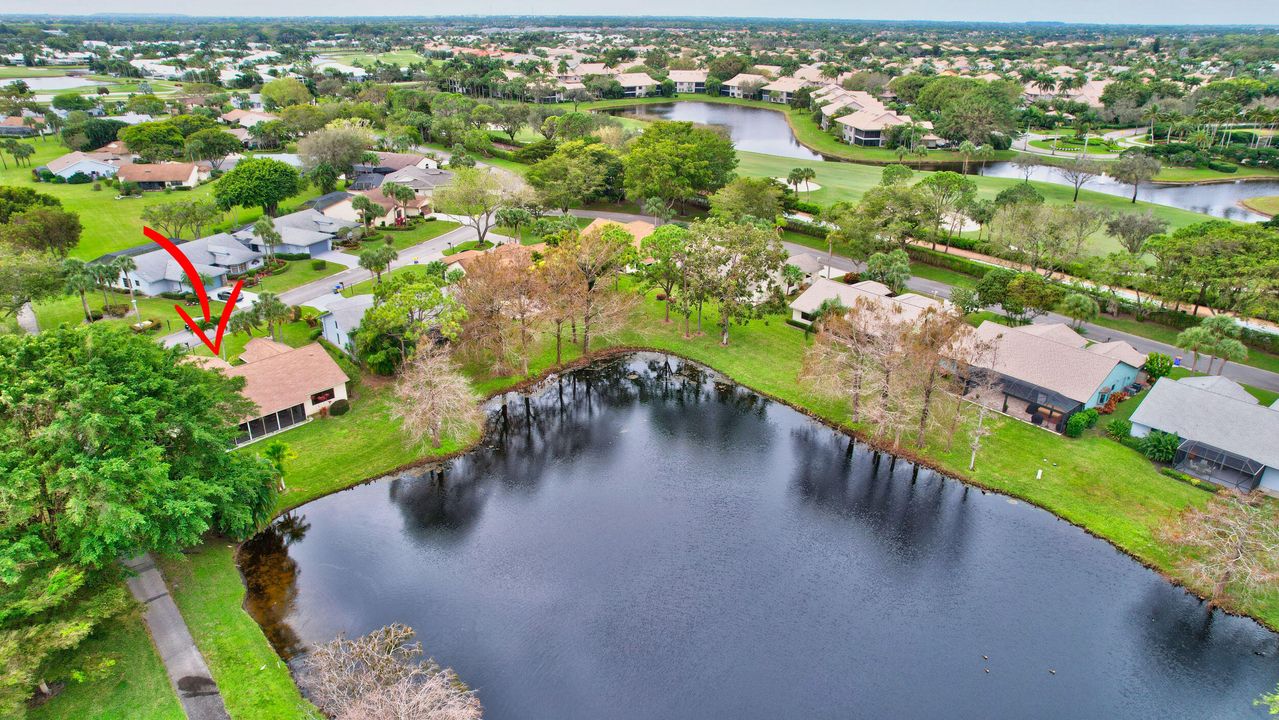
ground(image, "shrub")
xmin=311 ymin=259 xmax=328 ymax=271
xmin=1144 ymin=352 xmax=1173 ymax=381
xmin=1159 ymin=467 xmax=1219 ymax=493
xmin=1105 ymin=418 xmax=1132 ymax=440
xmin=1077 ymin=408 xmax=1100 ymax=429
xmin=1206 ymin=160 xmax=1238 ymax=173
xmin=1140 ymin=430 xmax=1180 ymax=463
xmin=1064 ymin=413 xmax=1089 ymax=438
xmin=327 ymin=398 xmax=350 ymax=416
xmin=67 ymin=172 xmax=92 ymax=184
xmin=91 ymin=181 xmax=101 ymax=191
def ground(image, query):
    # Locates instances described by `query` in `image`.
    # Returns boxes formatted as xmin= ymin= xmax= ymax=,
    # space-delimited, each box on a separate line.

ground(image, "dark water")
xmin=240 ymin=354 xmax=1279 ymax=719
xmin=979 ymin=162 xmax=1279 ymax=221
xmin=611 ymin=101 xmax=825 ymax=161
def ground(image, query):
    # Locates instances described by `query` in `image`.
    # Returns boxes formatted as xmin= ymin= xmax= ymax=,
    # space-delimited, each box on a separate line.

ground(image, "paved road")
xmin=123 ymin=554 xmax=230 ymax=720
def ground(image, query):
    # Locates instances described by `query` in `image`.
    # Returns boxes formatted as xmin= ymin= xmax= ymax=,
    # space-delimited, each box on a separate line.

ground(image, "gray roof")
xmin=319 ymin=293 xmax=375 ymax=336
xmin=303 ymin=191 xmax=353 ymax=212
xmin=1130 ymin=377 xmax=1279 ymax=469
xmin=786 ymin=252 xmax=824 ymax=275
xmin=972 ymin=321 xmax=1129 ymax=404
xmin=128 ymin=233 xmax=258 ymax=283
xmin=382 ymin=166 xmax=454 ymax=193
xmin=1176 ymin=375 xmax=1257 ymax=404
xmin=273 ymin=208 xmax=357 ymax=235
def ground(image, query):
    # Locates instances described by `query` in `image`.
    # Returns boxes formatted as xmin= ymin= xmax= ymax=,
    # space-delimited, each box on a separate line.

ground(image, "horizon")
xmin=2 ymin=6 xmax=1278 ymax=27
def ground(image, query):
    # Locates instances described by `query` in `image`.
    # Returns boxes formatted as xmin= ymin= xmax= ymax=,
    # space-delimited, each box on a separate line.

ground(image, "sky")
xmin=0 ymin=1 xmax=1277 ymax=25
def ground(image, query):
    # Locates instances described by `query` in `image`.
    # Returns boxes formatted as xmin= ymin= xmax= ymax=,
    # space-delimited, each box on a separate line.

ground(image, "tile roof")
xmin=117 ymin=162 xmax=197 ymax=183
xmin=224 ymin=343 xmax=349 ymax=419
xmin=239 ymin=337 xmax=294 ymax=364
xmin=1019 ymin=322 xmax=1087 ymax=348
xmin=972 ymin=321 xmax=1131 ymax=404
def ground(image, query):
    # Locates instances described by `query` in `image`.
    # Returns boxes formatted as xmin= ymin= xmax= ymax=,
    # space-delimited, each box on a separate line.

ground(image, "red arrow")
xmin=144 ymin=226 xmax=244 ymax=356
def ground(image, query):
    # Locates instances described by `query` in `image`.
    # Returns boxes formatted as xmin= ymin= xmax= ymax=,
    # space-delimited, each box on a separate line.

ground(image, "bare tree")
xmin=539 ymin=246 xmax=584 ymax=365
xmin=454 ymin=245 xmax=544 ymax=375
xmin=391 ymin=347 xmax=482 ymax=449
xmin=1054 ymin=155 xmax=1103 ymax=202
xmin=800 ymin=298 xmax=882 ymax=424
xmin=1157 ymin=493 xmax=1279 ymax=610
xmin=557 ymin=227 xmax=635 ymax=354
xmin=300 ymin=623 xmax=482 ymax=720
xmin=907 ymin=308 xmax=971 ymax=447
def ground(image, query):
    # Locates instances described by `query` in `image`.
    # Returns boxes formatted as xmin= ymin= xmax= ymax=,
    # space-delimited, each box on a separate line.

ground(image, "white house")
xmin=114 ymin=232 xmax=263 ymax=296
xmin=318 ymin=294 xmax=375 ymax=355
xmin=668 ymin=69 xmax=708 ymax=94
xmin=44 ymin=151 xmax=123 ymax=180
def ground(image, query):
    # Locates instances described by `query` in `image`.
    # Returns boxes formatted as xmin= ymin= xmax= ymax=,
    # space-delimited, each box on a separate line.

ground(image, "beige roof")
xmin=724 ymin=72 xmax=768 ymax=87
xmin=789 ymin=278 xmax=941 ymax=321
xmin=835 ymin=109 xmax=913 ymax=132
xmin=47 ymin=151 xmax=121 ymax=174
xmin=1017 ymin=323 xmax=1086 ymax=348
xmin=972 ymin=321 xmax=1128 ymax=404
xmin=239 ymin=337 xmax=294 ymax=364
xmin=1085 ymin=340 xmax=1147 ymax=370
xmin=615 ymin=72 xmax=657 ymax=87
xmin=225 ymin=343 xmax=349 ymax=419
xmin=763 ymin=77 xmax=812 ymax=93
xmin=183 ymin=355 xmax=232 ymax=371
xmin=583 ymin=217 xmax=656 ymax=249
xmin=118 ymin=162 xmax=197 ymax=183
xmin=667 ymin=69 xmax=708 ymax=82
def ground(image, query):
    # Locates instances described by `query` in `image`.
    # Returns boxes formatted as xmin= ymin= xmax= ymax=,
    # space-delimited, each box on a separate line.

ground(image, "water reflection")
xmin=610 ymin=101 xmax=824 ymax=161
xmin=240 ymin=353 xmax=1279 ymax=719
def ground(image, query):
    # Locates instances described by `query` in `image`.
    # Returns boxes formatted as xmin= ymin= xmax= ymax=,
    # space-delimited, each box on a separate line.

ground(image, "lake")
xmin=6 ymin=76 xmax=106 ymax=91
xmin=239 ymin=354 xmax=1279 ymax=719
xmin=609 ymin=101 xmax=825 ymax=161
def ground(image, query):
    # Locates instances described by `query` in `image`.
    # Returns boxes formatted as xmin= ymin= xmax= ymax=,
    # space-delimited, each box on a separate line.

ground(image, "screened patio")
xmin=966 ymin=372 xmax=1084 ymax=434
xmin=1175 ymin=439 xmax=1265 ymax=492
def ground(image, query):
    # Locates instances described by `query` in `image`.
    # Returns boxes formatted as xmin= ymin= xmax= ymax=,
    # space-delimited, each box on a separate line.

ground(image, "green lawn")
xmin=252 ymin=260 xmax=341 ymax=295
xmin=1027 ymin=137 xmax=1122 ymax=155
xmin=442 ymin=239 xmax=493 ymax=256
xmin=0 ymin=140 xmax=320 ymax=259
xmin=737 ymin=150 xmax=1220 ymax=255
xmin=378 ymin=219 xmax=463 ymax=252
xmin=321 ymin=49 xmax=434 ymax=67
xmin=29 ymin=600 xmax=183 ymax=720
xmin=1154 ymin=165 xmax=1279 ymax=183
xmin=0 ymin=65 xmax=88 ymax=78
xmin=1242 ymin=195 xmax=1279 ymax=217
xmin=32 ymin=289 xmax=227 ymax=336
xmin=1086 ymin=313 xmax=1279 ymax=376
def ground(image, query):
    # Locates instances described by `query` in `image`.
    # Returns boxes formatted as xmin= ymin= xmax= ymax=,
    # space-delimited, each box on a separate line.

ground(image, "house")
xmin=232 ymin=208 xmax=356 ymax=256
xmin=44 ymin=150 xmax=124 ymax=180
xmin=789 ymin=277 xmax=943 ymax=326
xmin=722 ymin=73 xmax=769 ymax=99
xmin=762 ymin=77 xmax=813 ymax=104
xmin=1130 ymin=376 xmax=1279 ymax=493
xmin=318 ymin=294 xmax=375 ymax=355
xmin=216 ymin=341 xmax=350 ymax=446
xmin=219 ymin=109 xmax=279 ymax=128
xmin=582 ymin=217 xmax=656 ymax=249
xmin=966 ymin=321 xmax=1145 ymax=432
xmin=354 ymin=151 xmax=436 ymax=175
xmin=835 ymin=110 xmax=941 ymax=148
xmin=667 ymin=69 xmax=708 ymax=93
xmin=0 ymin=116 xmax=37 ymax=137
xmin=615 ymin=72 xmax=658 ymax=98
xmin=117 ymin=162 xmax=201 ymax=190
xmin=784 ymin=252 xmax=827 ymax=283
xmin=114 ymin=233 xmax=263 ymax=296
xmin=812 ymin=88 xmax=885 ymax=130
xmin=380 ymin=166 xmax=454 ymax=196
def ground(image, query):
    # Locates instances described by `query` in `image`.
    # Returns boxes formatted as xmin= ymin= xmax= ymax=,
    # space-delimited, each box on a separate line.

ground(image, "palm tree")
xmin=799 ymin=167 xmax=816 ymax=192
xmin=956 ymin=140 xmax=977 ymax=175
xmin=228 ymin=307 xmax=260 ymax=338
xmin=1057 ymin=293 xmax=1098 ymax=329
xmin=253 ymin=292 xmax=290 ymax=342
xmin=787 ymin=167 xmax=806 ymax=194
xmin=89 ymin=262 xmax=116 ymax=311
xmin=61 ymin=259 xmax=97 ymax=323
xmin=253 ymin=215 xmax=282 ymax=266
xmin=358 ymin=244 xmax=398 ymax=284
xmin=351 ymin=194 xmax=379 ymax=229
xmin=973 ymin=143 xmax=995 ymax=174
xmin=1176 ymin=326 xmax=1214 ymax=373
xmin=261 ymin=440 xmax=297 ymax=492
xmin=112 ymin=256 xmax=140 ymax=319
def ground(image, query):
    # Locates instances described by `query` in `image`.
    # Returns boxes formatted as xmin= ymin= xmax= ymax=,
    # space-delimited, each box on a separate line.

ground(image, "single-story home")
xmin=44 ymin=150 xmax=124 ymax=180
xmin=117 ymin=162 xmax=201 ymax=190
xmin=200 ymin=340 xmax=350 ymax=446
xmin=318 ymin=293 xmax=375 ymax=355
xmin=967 ymin=321 xmax=1145 ymax=432
xmin=1130 ymin=375 xmax=1279 ymax=493
xmin=219 ymin=109 xmax=279 ymax=128
xmin=667 ymin=69 xmax=708 ymax=94
xmin=232 ymin=208 xmax=356 ymax=257
xmin=381 ymin=166 xmax=454 ymax=195
xmin=789 ymin=277 xmax=944 ymax=327
xmin=115 ymin=232 xmax=263 ymax=296
xmin=353 ymin=151 xmax=436 ymax=175
xmin=582 ymin=217 xmax=656 ymax=250
xmin=0 ymin=116 xmax=36 ymax=137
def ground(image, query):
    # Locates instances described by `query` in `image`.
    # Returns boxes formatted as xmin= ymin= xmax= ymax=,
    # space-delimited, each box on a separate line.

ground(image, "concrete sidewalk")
xmin=123 ymin=554 xmax=230 ymax=720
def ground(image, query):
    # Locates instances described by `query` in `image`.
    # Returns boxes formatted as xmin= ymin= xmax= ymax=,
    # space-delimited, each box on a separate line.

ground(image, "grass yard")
xmin=252 ymin=259 xmax=342 ymax=294
xmin=1027 ymin=137 xmax=1122 ymax=155
xmin=0 ymin=65 xmax=88 ymax=78
xmin=442 ymin=239 xmax=493 ymax=256
xmin=29 ymin=599 xmax=183 ymax=720
xmin=1154 ymin=166 xmax=1279 ymax=183
xmin=376 ymin=219 xmax=463 ymax=252
xmin=1086 ymin=312 xmax=1279 ymax=376
xmin=0 ymin=140 xmax=320 ymax=259
xmin=737 ymin=150 xmax=1219 ymax=256
xmin=495 ymin=215 xmax=592 ymax=244
xmin=31 ymin=289 xmax=227 ymax=336
xmin=1242 ymin=195 xmax=1279 ymax=217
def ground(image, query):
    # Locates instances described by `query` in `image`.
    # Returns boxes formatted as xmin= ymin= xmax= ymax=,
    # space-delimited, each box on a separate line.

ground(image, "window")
xmin=310 ymin=388 xmax=336 ymax=404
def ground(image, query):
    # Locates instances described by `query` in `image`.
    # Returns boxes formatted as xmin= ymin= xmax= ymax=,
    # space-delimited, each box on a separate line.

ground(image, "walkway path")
xmin=122 ymin=554 xmax=230 ymax=720
xmin=17 ymin=302 xmax=38 ymax=334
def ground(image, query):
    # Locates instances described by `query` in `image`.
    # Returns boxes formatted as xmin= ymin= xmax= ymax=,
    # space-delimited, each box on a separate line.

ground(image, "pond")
xmin=240 ymin=354 xmax=1279 ymax=719
xmin=6 ymin=76 xmax=106 ymax=91
xmin=975 ymin=162 xmax=1279 ymax=222
xmin=609 ymin=101 xmax=824 ymax=161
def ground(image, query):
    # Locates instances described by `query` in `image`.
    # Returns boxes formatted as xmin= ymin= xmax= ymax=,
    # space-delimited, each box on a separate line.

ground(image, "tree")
xmin=692 ymin=220 xmax=786 ymax=345
xmin=622 ymin=120 xmax=736 ymax=210
xmin=213 ymin=158 xmax=302 ymax=216
xmin=253 ymin=292 xmax=290 ymax=341
xmin=1176 ymin=326 xmax=1215 ymax=372
xmin=638 ymin=224 xmax=689 ymax=323
xmin=380 ymin=182 xmax=417 ymax=223
xmin=0 ymin=186 xmax=61 ymax=225
xmin=390 ymin=347 xmax=481 ymax=449
xmin=184 ymin=128 xmax=241 ymax=169
xmin=1054 ymin=155 xmax=1103 ymax=202
xmin=708 ymin=177 xmax=784 ymax=223
xmin=1198 ymin=315 xmax=1247 ymax=375
xmin=1004 ymin=272 xmax=1061 ymax=323
xmin=643 ymin=196 xmax=674 ymax=225
xmin=557 ymin=226 xmax=636 ymax=353
xmin=355 ymin=271 xmax=464 ymax=373
xmin=309 ymin=162 xmax=340 ymax=195
xmin=60 ymin=258 xmax=96 ymax=323
xmin=0 ymin=326 xmax=276 ymax=711
xmin=350 ymin=194 xmax=380 ymax=228
xmin=253 ymin=215 xmax=282 ymax=266
xmin=916 ymin=171 xmax=977 ymax=250
xmin=1106 ymin=211 xmax=1168 ymax=256
xmin=260 ymin=77 xmax=312 ymax=108
xmin=299 ymin=623 xmax=481 ymax=720
xmin=298 ymin=125 xmax=373 ymax=176
xmin=526 ymin=149 xmax=606 ymax=213
xmin=0 ymin=207 xmax=81 ymax=257
xmin=1144 ymin=352 xmax=1174 ymax=381
xmin=948 ymin=286 xmax=982 ymax=315
xmin=880 ymin=164 xmax=914 ymax=186
xmin=141 ymin=199 xmax=220 ymax=240
xmin=1057 ymin=292 xmax=1099 ymax=329
xmin=1157 ymin=494 xmax=1279 ymax=611
xmin=359 ymin=244 xmax=399 ymax=284
xmin=494 ymin=206 xmax=532 ymax=243
xmin=433 ymin=167 xmax=507 ymax=244
xmin=118 ymin=121 xmax=184 ymax=162
xmin=864 ymin=249 xmax=912 ymax=293
xmin=260 ymin=440 xmax=297 ymax=492
xmin=1111 ymin=153 xmax=1162 ymax=203
xmin=0 ymin=246 xmax=59 ymax=320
